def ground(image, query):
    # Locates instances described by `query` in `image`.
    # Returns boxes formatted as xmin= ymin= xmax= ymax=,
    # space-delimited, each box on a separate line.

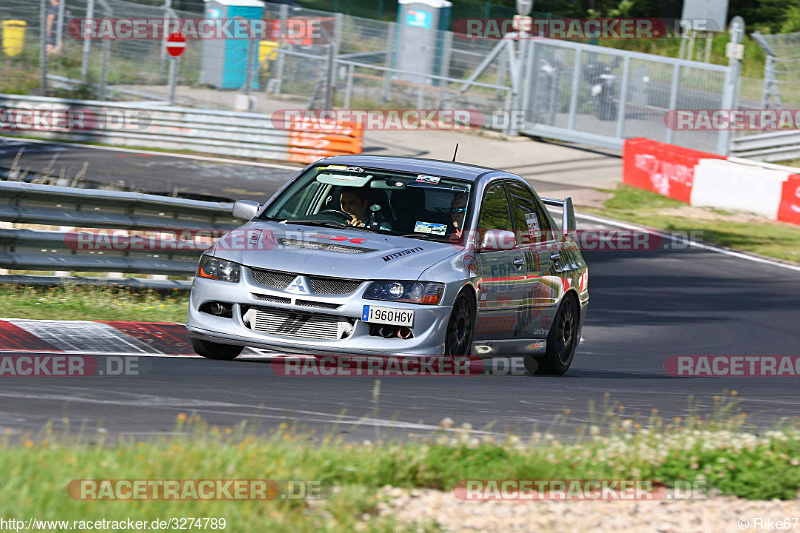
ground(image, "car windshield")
xmin=261 ymin=164 xmax=472 ymax=243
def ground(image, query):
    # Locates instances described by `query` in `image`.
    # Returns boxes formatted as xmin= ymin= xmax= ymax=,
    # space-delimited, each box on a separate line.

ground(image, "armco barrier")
xmin=0 ymin=94 xmax=363 ymax=164
xmin=0 ymin=181 xmax=237 ymax=276
xmin=623 ymin=138 xmax=800 ymax=226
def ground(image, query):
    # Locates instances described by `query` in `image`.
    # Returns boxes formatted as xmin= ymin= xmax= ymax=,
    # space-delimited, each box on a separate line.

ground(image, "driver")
xmin=340 ymin=188 xmax=369 ymax=227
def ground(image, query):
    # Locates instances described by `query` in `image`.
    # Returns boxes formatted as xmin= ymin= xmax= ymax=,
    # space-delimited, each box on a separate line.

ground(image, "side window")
xmin=477 ymin=183 xmax=514 ymax=236
xmin=506 ymin=182 xmax=552 ymax=245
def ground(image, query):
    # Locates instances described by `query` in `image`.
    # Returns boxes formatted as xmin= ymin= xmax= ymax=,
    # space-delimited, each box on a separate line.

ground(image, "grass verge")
xmin=3 ymin=395 xmax=799 ymax=531
xmin=0 ymin=284 xmax=189 ymax=323
xmin=586 ymin=185 xmax=800 ymax=264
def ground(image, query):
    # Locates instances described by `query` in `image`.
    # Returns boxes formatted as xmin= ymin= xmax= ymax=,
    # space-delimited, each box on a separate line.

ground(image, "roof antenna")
xmin=451 ymin=143 xmax=459 ymax=162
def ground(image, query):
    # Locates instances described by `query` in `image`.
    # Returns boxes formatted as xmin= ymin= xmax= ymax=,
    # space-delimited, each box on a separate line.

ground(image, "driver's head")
xmin=340 ymin=188 xmax=368 ymax=221
xmin=450 ymin=193 xmax=467 ymax=230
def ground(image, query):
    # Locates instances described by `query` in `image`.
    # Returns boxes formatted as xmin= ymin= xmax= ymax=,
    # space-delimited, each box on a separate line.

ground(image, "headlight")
xmin=197 ymin=256 xmax=241 ymax=283
xmin=364 ymin=281 xmax=444 ymax=305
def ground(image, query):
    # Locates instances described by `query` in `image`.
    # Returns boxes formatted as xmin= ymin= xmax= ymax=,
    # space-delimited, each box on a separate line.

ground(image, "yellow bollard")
xmin=2 ymin=20 xmax=27 ymax=57
xmin=258 ymin=40 xmax=279 ymax=75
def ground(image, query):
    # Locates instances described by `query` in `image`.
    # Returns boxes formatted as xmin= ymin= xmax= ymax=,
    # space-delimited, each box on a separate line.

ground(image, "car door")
xmin=505 ymin=182 xmax=560 ymax=339
xmin=473 ymin=182 xmax=526 ymax=342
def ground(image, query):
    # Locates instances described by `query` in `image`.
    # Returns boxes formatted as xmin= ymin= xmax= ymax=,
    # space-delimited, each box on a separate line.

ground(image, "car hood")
xmin=211 ymin=221 xmax=461 ymax=281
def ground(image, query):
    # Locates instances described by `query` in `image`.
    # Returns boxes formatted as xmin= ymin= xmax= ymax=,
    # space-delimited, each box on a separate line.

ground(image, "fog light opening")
xmin=200 ymin=301 xmax=233 ymax=318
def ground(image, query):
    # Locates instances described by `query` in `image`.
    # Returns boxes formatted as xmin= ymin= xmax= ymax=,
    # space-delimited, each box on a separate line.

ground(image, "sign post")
xmin=166 ymin=32 xmax=186 ymax=105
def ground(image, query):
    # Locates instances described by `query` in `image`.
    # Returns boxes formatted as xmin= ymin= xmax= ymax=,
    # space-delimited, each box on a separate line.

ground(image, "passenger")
xmin=449 ymin=193 xmax=467 ymax=238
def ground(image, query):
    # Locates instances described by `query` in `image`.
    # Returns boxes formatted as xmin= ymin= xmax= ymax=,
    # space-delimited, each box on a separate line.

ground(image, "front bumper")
xmin=185 ymin=270 xmax=451 ymax=356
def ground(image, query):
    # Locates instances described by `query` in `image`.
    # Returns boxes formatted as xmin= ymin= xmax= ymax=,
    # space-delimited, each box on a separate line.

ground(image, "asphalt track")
xmin=1 ymin=140 xmax=799 ymax=441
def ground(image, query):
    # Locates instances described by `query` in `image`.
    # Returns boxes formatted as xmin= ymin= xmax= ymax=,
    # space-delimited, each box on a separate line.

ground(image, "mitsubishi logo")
xmin=286 ymin=276 xmax=310 ymax=294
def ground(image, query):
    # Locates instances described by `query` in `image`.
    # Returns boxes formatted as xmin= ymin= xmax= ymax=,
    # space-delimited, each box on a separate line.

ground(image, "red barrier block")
xmin=622 ymin=138 xmax=724 ymax=203
xmin=778 ymin=174 xmax=800 ymax=225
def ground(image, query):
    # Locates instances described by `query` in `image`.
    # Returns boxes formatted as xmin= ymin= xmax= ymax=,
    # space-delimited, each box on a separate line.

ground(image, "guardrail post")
xmin=665 ymin=63 xmax=680 ymax=145
xmin=39 ymin=0 xmax=48 ymax=93
xmin=161 ymin=0 xmax=171 ymax=64
xmin=566 ymin=49 xmax=582 ymax=131
xmin=344 ymin=63 xmax=354 ymax=109
xmin=615 ymin=55 xmax=630 ymax=139
xmin=81 ymin=0 xmax=95 ymax=83
xmin=717 ymin=16 xmax=745 ymax=155
xmin=56 ymin=0 xmax=66 ymax=52
xmin=244 ymin=38 xmax=255 ymax=96
xmin=438 ymin=31 xmax=453 ymax=109
xmin=273 ymin=3 xmax=288 ymax=95
xmin=383 ymin=22 xmax=396 ymax=102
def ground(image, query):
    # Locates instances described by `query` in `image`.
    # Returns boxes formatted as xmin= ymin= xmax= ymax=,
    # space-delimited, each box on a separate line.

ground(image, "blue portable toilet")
xmin=394 ymin=0 xmax=452 ymax=83
xmin=200 ymin=0 xmax=264 ymax=89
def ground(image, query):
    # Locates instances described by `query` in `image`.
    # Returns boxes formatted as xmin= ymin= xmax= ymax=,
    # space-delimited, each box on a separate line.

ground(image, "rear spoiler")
xmin=540 ymin=197 xmax=577 ymax=236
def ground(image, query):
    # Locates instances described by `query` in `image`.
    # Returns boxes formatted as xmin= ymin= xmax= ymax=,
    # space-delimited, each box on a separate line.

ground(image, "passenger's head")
xmin=450 ymin=193 xmax=467 ymax=231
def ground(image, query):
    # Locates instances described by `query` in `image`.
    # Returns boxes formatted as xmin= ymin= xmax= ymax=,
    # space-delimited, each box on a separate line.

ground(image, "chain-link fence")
xmin=1 ymin=0 xmax=742 ymax=153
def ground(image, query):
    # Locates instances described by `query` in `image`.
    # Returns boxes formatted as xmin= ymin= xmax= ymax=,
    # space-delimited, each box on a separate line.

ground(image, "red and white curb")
xmin=0 ymin=319 xmax=273 ymax=357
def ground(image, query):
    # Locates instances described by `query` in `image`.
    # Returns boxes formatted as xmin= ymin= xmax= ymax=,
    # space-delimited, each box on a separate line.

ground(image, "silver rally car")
xmin=186 ymin=155 xmax=588 ymax=374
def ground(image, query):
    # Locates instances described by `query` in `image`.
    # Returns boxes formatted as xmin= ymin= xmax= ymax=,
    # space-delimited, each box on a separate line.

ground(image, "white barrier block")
xmin=690 ymin=159 xmax=789 ymax=219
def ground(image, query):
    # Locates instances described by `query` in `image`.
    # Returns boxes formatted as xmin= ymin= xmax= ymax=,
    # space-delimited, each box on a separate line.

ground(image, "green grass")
xmin=587 ymin=185 xmax=800 ymax=263
xmin=0 ymin=284 xmax=189 ymax=322
xmin=3 ymin=395 xmax=800 ymax=531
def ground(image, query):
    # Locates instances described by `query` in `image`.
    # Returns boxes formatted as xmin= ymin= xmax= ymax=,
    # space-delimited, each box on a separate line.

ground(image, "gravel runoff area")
xmin=374 ymin=487 xmax=800 ymax=532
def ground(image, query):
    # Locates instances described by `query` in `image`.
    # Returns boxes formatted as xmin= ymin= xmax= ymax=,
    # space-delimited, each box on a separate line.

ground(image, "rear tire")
xmin=191 ymin=338 xmax=244 ymax=360
xmin=537 ymin=294 xmax=579 ymax=375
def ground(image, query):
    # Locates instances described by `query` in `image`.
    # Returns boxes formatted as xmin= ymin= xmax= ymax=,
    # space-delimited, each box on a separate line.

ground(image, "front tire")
xmin=191 ymin=338 xmax=244 ymax=360
xmin=537 ymin=294 xmax=579 ymax=375
xmin=445 ymin=291 xmax=476 ymax=356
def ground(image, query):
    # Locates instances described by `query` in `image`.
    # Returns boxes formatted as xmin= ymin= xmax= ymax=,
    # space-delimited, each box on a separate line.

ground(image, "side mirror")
xmin=562 ymin=197 xmax=576 ymax=236
xmin=232 ymin=200 xmax=261 ymax=220
xmin=479 ymin=229 xmax=517 ymax=252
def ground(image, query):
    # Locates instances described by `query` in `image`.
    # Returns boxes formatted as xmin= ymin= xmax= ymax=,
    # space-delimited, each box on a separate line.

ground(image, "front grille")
xmin=295 ymin=299 xmax=342 ymax=310
xmin=252 ymin=293 xmax=292 ymax=305
xmin=247 ymin=306 xmax=347 ymax=340
xmin=250 ymin=268 xmax=363 ymax=295
xmin=251 ymin=269 xmax=295 ymax=289
xmin=309 ymin=277 xmax=363 ymax=295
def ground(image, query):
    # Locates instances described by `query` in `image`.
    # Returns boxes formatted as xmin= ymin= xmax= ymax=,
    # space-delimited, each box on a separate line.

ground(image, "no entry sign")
xmin=166 ymin=32 xmax=186 ymax=57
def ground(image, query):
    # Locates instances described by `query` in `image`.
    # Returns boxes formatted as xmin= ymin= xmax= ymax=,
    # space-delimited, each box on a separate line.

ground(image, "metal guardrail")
xmin=0 ymin=94 xmax=363 ymax=164
xmin=730 ymin=130 xmax=800 ymax=162
xmin=0 ymin=181 xmax=237 ymax=276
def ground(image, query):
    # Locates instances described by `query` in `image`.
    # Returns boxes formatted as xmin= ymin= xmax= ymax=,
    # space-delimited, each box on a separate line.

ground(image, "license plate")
xmin=362 ymin=305 xmax=414 ymax=327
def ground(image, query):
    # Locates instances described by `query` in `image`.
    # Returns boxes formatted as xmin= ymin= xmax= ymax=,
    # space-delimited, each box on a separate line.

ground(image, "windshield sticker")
xmin=416 ymin=174 xmax=441 ymax=184
xmin=346 ymin=166 xmax=364 ymax=173
xmin=383 ymin=247 xmax=424 ymax=262
xmin=525 ymin=212 xmax=541 ymax=238
xmin=414 ymin=221 xmax=447 ymax=235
